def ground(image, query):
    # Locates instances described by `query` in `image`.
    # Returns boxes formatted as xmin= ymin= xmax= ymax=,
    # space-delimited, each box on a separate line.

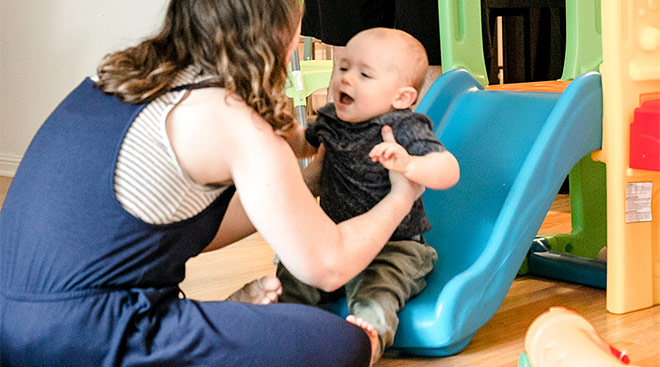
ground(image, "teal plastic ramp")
xmin=387 ymin=69 xmax=603 ymax=355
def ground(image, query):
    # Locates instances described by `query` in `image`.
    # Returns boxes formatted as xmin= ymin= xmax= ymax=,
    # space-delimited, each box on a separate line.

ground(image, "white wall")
xmin=0 ymin=1 xmax=169 ymax=176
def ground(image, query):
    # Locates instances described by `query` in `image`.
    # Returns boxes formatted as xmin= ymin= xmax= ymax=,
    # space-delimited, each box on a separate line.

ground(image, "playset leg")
xmin=528 ymin=155 xmax=608 ymax=288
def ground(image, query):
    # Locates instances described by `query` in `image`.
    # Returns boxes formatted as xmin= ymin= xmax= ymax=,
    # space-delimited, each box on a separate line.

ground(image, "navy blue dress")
xmin=0 ymin=79 xmax=370 ymax=366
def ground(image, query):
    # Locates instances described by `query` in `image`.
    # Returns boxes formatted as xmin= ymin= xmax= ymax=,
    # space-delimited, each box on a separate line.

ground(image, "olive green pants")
xmin=276 ymin=239 xmax=438 ymax=360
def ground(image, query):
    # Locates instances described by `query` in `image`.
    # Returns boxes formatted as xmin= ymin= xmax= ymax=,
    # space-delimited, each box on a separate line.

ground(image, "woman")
xmin=0 ymin=1 xmax=422 ymax=366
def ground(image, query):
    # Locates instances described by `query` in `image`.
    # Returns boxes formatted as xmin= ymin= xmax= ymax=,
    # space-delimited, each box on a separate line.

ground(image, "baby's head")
xmin=331 ymin=28 xmax=429 ymax=122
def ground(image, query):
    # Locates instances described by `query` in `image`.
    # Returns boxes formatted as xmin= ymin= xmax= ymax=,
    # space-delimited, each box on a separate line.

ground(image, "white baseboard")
xmin=0 ymin=153 xmax=21 ymax=177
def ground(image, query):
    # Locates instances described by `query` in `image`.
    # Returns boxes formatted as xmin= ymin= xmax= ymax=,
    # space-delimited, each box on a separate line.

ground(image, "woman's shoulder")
xmin=167 ymin=65 xmax=255 ymax=122
xmin=174 ymin=87 xmax=256 ymax=127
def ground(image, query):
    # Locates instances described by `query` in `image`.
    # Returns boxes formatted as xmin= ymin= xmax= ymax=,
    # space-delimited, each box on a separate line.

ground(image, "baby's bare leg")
xmin=226 ymin=275 xmax=282 ymax=305
xmin=346 ymin=315 xmax=379 ymax=367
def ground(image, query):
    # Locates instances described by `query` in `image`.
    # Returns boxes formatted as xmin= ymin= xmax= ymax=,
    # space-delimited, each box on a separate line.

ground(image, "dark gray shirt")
xmin=306 ymin=104 xmax=445 ymax=240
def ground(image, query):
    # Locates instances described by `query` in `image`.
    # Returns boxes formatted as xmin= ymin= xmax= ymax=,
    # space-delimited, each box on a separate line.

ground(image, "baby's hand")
xmin=369 ymin=126 xmax=411 ymax=173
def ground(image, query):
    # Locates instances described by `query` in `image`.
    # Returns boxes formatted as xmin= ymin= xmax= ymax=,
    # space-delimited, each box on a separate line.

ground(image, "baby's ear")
xmin=392 ymin=86 xmax=418 ymax=110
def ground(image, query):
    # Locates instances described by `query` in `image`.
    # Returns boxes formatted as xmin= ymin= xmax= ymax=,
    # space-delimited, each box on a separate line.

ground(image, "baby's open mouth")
xmin=339 ymin=92 xmax=354 ymax=105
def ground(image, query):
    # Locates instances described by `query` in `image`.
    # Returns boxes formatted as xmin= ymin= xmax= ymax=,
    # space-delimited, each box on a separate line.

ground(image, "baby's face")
xmin=331 ymin=35 xmax=406 ymax=123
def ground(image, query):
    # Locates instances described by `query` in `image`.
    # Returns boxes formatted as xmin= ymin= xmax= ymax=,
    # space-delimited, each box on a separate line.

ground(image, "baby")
xmin=280 ymin=27 xmax=460 ymax=364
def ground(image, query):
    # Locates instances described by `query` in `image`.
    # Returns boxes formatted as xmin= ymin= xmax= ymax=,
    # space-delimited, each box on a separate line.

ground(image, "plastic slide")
xmin=378 ymin=69 xmax=603 ymax=356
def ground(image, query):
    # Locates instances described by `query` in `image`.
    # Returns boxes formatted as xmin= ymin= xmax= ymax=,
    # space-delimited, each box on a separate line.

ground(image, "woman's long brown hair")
xmin=95 ymin=0 xmax=302 ymax=131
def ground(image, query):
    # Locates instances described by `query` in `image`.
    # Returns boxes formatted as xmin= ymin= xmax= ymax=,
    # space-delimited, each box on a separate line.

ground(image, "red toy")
xmin=629 ymin=99 xmax=660 ymax=171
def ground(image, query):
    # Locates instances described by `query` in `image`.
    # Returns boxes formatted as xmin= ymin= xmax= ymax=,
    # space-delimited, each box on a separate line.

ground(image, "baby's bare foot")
xmin=346 ymin=315 xmax=379 ymax=366
xmin=227 ymin=275 xmax=282 ymax=305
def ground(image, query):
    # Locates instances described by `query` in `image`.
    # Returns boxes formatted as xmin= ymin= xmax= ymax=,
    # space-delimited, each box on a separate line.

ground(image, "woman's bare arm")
xmin=204 ymin=144 xmax=326 ymax=253
xmin=168 ymin=88 xmax=421 ymax=291
xmin=204 ymin=193 xmax=256 ymax=252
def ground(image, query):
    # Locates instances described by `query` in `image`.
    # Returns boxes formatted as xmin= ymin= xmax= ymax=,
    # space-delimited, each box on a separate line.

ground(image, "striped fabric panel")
xmin=114 ymin=66 xmax=229 ymax=225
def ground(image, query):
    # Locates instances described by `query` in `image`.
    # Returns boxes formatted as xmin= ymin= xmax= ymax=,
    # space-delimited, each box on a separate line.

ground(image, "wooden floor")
xmin=1 ymin=176 xmax=659 ymax=366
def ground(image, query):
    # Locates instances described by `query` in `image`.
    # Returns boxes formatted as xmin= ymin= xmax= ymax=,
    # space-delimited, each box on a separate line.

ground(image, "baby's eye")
xmin=361 ymin=72 xmax=371 ymax=78
xmin=339 ymin=67 xmax=348 ymax=72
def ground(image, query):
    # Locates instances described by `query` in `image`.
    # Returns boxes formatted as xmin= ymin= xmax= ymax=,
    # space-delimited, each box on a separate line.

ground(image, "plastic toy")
xmin=518 ymin=307 xmax=636 ymax=367
xmin=438 ymin=0 xmax=609 ymax=286
xmin=436 ymin=0 xmax=660 ymax=315
xmin=629 ymin=99 xmax=660 ymax=172
xmin=285 ymin=36 xmax=333 ymax=168
xmin=437 ymin=0 xmax=489 ymax=85
xmin=285 ymin=36 xmax=333 ymax=124
xmin=386 ymin=68 xmax=603 ymax=356
xmin=596 ymin=0 xmax=660 ymax=314
xmin=527 ymin=237 xmax=606 ymax=289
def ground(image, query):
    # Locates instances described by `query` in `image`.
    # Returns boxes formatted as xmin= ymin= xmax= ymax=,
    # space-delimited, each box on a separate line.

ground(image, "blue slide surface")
xmin=328 ymin=69 xmax=603 ymax=356
xmin=392 ymin=69 xmax=603 ymax=355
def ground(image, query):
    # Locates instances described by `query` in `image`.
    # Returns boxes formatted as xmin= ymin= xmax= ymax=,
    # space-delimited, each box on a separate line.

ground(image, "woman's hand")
xmin=302 ymin=144 xmax=325 ymax=197
xmin=276 ymin=121 xmax=318 ymax=158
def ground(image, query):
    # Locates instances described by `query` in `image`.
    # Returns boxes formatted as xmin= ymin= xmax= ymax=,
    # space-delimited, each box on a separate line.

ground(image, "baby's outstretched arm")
xmin=369 ymin=126 xmax=460 ymax=190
